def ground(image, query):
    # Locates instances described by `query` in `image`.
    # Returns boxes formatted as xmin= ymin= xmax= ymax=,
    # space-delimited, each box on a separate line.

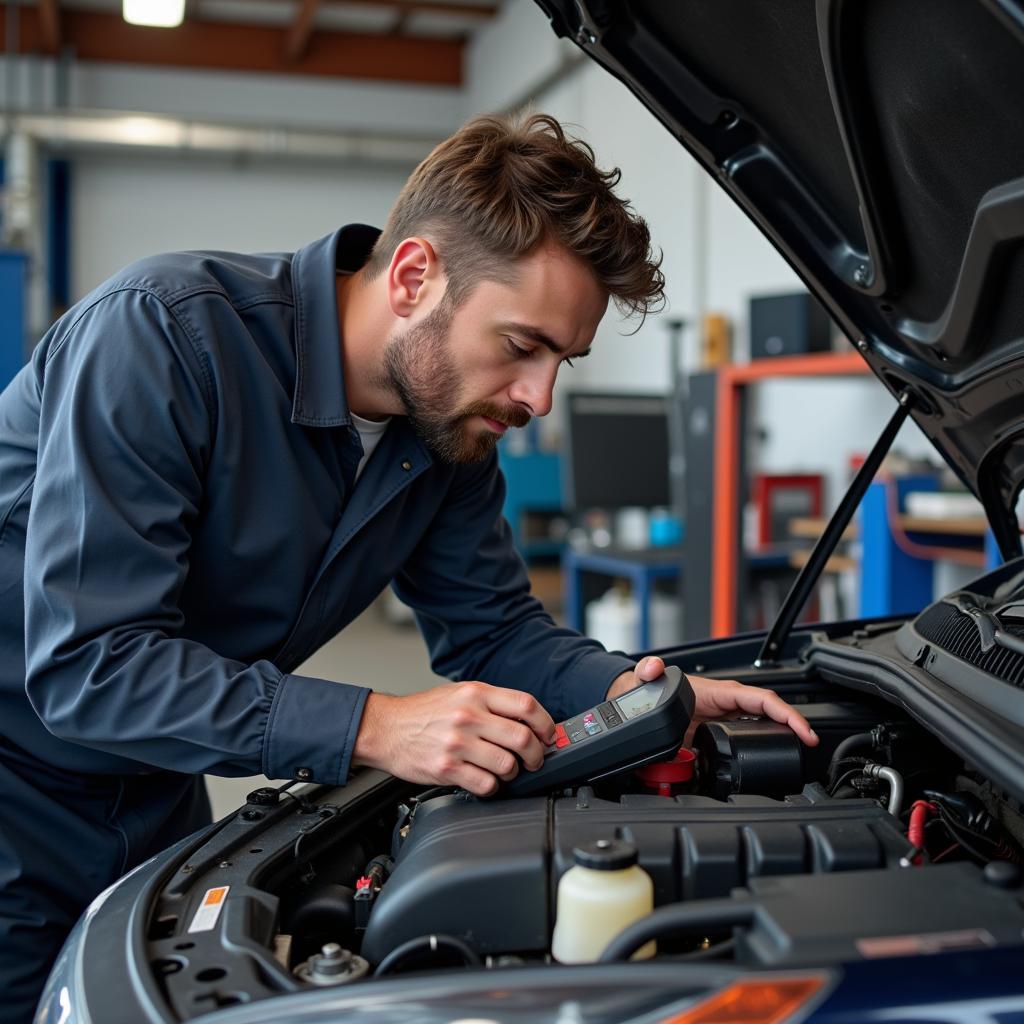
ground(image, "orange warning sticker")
xmin=188 ymin=886 xmax=231 ymax=933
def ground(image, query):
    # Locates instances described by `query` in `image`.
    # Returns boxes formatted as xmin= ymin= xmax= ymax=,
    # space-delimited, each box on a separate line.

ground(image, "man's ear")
xmin=386 ymin=237 xmax=442 ymax=318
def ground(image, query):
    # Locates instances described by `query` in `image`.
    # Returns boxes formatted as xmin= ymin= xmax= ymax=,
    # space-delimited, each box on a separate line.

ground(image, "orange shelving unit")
xmin=710 ymin=350 xmax=872 ymax=637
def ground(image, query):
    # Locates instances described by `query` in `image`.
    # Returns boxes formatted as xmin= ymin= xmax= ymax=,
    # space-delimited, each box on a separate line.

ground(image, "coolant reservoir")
xmin=551 ymin=839 xmax=655 ymax=963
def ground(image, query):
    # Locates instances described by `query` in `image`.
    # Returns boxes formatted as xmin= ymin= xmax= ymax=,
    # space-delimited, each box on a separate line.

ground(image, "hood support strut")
xmin=754 ymin=390 xmax=913 ymax=667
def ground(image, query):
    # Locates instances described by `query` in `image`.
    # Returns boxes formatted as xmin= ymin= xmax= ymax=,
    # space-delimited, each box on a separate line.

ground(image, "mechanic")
xmin=0 ymin=113 xmax=817 ymax=1020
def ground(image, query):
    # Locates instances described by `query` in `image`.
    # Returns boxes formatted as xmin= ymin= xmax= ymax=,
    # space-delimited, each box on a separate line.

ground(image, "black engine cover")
xmin=360 ymin=784 xmax=910 ymax=963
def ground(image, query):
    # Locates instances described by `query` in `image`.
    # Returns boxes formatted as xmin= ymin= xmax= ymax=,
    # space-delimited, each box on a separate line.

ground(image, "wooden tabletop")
xmin=896 ymin=515 xmax=989 ymax=536
xmin=788 ymin=514 xmax=989 ymax=539
xmin=788 ymin=517 xmax=857 ymax=541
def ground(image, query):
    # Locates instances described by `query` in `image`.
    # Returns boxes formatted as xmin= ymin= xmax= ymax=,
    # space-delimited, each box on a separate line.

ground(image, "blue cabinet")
xmin=497 ymin=449 xmax=563 ymax=560
xmin=859 ymin=476 xmax=1001 ymax=617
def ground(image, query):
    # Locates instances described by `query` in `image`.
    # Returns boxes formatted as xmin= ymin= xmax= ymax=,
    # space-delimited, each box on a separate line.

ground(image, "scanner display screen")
xmin=614 ymin=679 xmax=667 ymax=720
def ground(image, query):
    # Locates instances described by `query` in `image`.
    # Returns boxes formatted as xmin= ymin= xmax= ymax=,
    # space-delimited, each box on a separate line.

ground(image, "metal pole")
xmin=754 ymin=391 xmax=913 ymax=667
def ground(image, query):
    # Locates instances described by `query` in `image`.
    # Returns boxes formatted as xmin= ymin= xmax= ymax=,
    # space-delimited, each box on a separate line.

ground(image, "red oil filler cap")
xmin=635 ymin=747 xmax=696 ymax=797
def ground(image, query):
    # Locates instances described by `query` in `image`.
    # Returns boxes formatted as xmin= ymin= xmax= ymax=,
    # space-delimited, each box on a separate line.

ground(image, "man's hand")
xmin=607 ymin=656 xmax=819 ymax=747
xmin=352 ymin=682 xmax=556 ymax=797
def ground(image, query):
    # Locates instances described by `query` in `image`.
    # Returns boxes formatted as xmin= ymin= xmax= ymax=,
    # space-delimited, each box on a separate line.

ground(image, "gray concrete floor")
xmin=205 ymin=597 xmax=444 ymax=818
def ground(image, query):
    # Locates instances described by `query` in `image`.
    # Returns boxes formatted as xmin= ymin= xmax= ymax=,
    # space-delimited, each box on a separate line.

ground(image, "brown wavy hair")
xmin=366 ymin=113 xmax=665 ymax=321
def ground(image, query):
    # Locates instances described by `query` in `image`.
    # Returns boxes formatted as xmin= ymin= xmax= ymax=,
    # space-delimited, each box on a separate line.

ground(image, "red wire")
xmin=995 ymin=838 xmax=1023 ymax=864
xmin=907 ymin=800 xmax=937 ymax=864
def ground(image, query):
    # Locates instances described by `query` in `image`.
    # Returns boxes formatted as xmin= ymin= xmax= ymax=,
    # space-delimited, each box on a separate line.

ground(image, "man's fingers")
xmin=634 ymin=655 xmax=665 ymax=681
xmin=773 ymin=704 xmax=819 ymax=746
xmin=452 ymin=737 xmax=524 ymax=792
xmin=477 ymin=716 xmax=546 ymax=772
xmin=452 ymin=762 xmax=502 ymax=797
xmin=482 ymin=685 xmax=556 ymax=745
xmin=733 ymin=686 xmax=819 ymax=746
xmin=358 ymin=681 xmax=558 ymax=794
xmin=688 ymin=675 xmax=819 ymax=748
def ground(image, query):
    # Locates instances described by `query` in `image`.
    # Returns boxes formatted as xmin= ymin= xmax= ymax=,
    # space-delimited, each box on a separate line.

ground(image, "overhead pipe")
xmin=0 ymin=110 xmax=441 ymax=167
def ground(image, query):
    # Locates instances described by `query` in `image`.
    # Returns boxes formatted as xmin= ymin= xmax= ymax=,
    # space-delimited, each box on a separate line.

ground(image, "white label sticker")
xmin=188 ymin=886 xmax=230 ymax=933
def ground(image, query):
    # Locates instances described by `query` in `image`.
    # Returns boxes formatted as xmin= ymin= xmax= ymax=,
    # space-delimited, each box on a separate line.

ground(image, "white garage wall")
xmin=70 ymin=151 xmax=416 ymax=299
xmin=463 ymin=0 xmax=578 ymax=115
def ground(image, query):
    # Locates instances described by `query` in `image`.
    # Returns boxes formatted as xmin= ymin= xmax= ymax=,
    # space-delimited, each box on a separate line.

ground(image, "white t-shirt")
xmin=351 ymin=411 xmax=392 ymax=482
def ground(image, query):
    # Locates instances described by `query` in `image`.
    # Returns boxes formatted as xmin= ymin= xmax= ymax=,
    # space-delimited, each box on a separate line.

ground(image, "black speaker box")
xmin=749 ymin=292 xmax=833 ymax=360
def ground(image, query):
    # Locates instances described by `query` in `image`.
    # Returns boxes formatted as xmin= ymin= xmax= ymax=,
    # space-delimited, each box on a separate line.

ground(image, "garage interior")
xmin=7 ymin=3 xmax=1024 ymax=1022
xmin=0 ymin=0 xmax=991 ymax=821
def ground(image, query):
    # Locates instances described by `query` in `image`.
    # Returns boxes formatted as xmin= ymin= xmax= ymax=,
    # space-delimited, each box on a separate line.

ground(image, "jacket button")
xmin=401 ymin=459 xmax=412 ymax=471
xmin=296 ymin=767 xmax=313 ymax=781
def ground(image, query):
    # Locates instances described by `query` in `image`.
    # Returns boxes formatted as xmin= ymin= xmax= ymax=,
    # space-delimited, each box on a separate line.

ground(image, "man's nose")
xmin=509 ymin=367 xmax=555 ymax=418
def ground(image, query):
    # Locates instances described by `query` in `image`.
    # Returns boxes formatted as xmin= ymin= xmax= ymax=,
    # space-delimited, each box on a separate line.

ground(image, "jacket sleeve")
xmin=391 ymin=452 xmax=634 ymax=722
xmin=23 ymin=288 xmax=368 ymax=784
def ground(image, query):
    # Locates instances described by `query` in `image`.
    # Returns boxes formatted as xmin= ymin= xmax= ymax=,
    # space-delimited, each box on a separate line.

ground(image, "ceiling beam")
xmin=37 ymin=0 xmax=61 ymax=53
xmin=320 ymin=0 xmax=496 ymax=17
xmin=5 ymin=7 xmax=463 ymax=85
xmin=284 ymin=0 xmax=321 ymax=63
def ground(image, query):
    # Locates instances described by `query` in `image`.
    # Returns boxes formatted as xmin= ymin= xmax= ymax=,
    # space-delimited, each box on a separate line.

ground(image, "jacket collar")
xmin=290 ymin=224 xmax=381 ymax=428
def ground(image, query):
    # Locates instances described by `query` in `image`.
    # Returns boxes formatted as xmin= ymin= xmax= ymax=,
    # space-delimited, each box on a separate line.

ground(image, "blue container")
xmin=649 ymin=510 xmax=683 ymax=547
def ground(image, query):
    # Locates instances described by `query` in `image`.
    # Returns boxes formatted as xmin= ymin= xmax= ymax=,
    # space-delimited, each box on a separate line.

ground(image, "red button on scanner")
xmin=554 ymin=725 xmax=570 ymax=748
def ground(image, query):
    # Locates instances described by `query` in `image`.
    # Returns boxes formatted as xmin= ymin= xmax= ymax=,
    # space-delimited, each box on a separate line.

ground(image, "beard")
xmin=379 ymin=299 xmax=530 ymax=463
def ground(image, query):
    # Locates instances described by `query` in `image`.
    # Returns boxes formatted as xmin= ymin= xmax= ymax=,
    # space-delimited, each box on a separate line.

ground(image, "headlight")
xmin=34 ymin=914 xmax=90 ymax=1024
xmin=34 ymin=850 xmax=170 ymax=1024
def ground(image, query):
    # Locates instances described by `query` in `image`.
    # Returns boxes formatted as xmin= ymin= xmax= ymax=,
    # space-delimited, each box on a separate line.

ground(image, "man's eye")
xmin=506 ymin=338 xmax=531 ymax=359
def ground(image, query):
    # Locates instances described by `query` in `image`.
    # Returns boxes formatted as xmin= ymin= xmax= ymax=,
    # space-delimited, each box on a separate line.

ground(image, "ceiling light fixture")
xmin=122 ymin=0 xmax=185 ymax=28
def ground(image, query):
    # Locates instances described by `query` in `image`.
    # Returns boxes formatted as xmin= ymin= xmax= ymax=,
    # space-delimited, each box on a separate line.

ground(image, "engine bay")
xmin=137 ymin=568 xmax=1024 ymax=1018
xmin=346 ymin=697 xmax=1023 ymax=974
xmin=140 ymin=667 xmax=1024 ymax=1019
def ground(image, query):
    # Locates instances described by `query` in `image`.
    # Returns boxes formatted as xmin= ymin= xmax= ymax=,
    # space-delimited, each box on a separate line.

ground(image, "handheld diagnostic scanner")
xmin=499 ymin=667 xmax=695 ymax=798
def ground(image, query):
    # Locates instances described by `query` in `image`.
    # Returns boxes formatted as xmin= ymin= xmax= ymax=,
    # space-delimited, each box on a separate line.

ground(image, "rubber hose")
xmin=373 ymin=934 xmax=481 ymax=977
xmin=598 ymin=900 xmax=757 ymax=963
xmin=827 ymin=733 xmax=873 ymax=783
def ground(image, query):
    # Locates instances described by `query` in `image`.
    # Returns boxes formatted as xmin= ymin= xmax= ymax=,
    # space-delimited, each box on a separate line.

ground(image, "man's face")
xmin=381 ymin=241 xmax=608 ymax=463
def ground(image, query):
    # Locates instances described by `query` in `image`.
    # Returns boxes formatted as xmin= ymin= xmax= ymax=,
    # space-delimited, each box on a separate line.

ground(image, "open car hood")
xmin=535 ymin=0 xmax=1024 ymax=558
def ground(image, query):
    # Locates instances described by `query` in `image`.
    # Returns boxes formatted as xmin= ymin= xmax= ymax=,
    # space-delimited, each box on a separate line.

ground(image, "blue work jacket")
xmin=0 ymin=225 xmax=633 ymax=787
